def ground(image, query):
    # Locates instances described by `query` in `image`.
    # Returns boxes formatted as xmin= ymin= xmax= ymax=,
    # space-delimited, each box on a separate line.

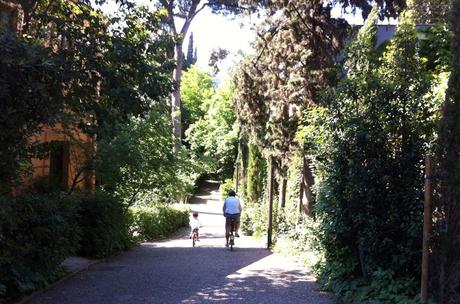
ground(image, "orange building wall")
xmin=28 ymin=123 xmax=96 ymax=192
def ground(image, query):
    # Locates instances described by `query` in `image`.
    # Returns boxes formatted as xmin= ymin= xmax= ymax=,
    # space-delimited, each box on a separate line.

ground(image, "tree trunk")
xmin=280 ymin=178 xmax=287 ymax=209
xmin=267 ymin=156 xmax=275 ymax=248
xmin=300 ymin=156 xmax=315 ymax=216
xmin=172 ymin=42 xmax=184 ymax=153
xmin=299 ymin=174 xmax=304 ymax=214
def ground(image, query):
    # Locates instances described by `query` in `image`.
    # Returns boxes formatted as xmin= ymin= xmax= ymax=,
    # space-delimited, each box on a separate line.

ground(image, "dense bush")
xmin=317 ymin=267 xmax=424 ymax=303
xmin=219 ymin=178 xmax=235 ymax=200
xmin=77 ymin=192 xmax=134 ymax=258
xmin=0 ymin=194 xmax=80 ymax=300
xmin=297 ymin=9 xmax=442 ymax=302
xmin=131 ymin=204 xmax=189 ymax=241
xmin=240 ymin=200 xmax=268 ymax=238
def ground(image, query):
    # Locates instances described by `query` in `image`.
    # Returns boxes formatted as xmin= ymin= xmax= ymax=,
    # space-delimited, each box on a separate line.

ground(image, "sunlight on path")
xmin=27 ymin=180 xmax=332 ymax=304
xmin=180 ymin=254 xmax=330 ymax=304
xmin=177 ymin=180 xmax=332 ymax=304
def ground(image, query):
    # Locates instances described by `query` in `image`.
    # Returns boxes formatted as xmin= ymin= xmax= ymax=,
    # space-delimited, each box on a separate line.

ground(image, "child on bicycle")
xmin=189 ymin=211 xmax=202 ymax=240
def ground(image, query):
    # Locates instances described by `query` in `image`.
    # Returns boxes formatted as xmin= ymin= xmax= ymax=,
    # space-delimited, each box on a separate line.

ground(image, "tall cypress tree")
xmin=183 ymin=32 xmax=197 ymax=71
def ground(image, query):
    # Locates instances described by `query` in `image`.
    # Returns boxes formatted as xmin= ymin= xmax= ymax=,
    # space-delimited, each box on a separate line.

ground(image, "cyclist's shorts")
xmin=225 ymin=213 xmax=240 ymax=226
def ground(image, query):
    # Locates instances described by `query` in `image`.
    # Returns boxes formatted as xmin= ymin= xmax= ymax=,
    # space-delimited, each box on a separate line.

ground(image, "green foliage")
xmin=419 ymin=23 xmax=453 ymax=73
xmin=240 ymin=201 xmax=268 ymax=238
xmin=77 ymin=192 xmax=134 ymax=258
xmin=318 ymin=267 xmax=424 ymax=304
xmin=275 ymin=215 xmax=321 ymax=269
xmin=246 ymin=144 xmax=266 ymax=205
xmin=97 ymin=111 xmax=186 ymax=204
xmin=131 ymin=204 xmax=189 ymax=241
xmin=0 ymin=31 xmax=64 ymax=193
xmin=219 ymin=178 xmax=236 ymax=200
xmin=183 ymin=33 xmax=197 ymax=71
xmin=0 ymin=194 xmax=80 ymax=300
xmin=186 ymin=82 xmax=238 ymax=179
xmin=297 ymin=8 xmax=444 ymax=302
xmin=412 ymin=0 xmax=450 ymax=23
xmin=1 ymin=1 xmax=174 ymax=194
xmin=430 ymin=1 xmax=460 ymax=302
xmin=29 ymin=2 xmax=174 ymax=139
xmin=181 ymin=66 xmax=214 ymax=132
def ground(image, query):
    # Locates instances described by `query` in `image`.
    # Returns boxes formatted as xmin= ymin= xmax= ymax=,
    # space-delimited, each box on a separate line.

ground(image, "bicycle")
xmin=228 ymin=218 xmax=236 ymax=251
xmin=192 ymin=228 xmax=199 ymax=247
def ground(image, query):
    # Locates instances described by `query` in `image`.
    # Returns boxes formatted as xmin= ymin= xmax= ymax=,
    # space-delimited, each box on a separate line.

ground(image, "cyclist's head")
xmin=228 ymin=189 xmax=236 ymax=197
xmin=192 ymin=212 xmax=199 ymax=218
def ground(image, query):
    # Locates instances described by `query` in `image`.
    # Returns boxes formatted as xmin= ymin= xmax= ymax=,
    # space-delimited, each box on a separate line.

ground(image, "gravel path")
xmin=27 ymin=181 xmax=332 ymax=304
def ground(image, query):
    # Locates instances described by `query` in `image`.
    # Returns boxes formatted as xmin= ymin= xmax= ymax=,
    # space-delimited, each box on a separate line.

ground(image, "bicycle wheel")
xmin=229 ymin=234 xmax=234 ymax=251
xmin=230 ymin=219 xmax=236 ymax=251
xmin=192 ymin=231 xmax=197 ymax=247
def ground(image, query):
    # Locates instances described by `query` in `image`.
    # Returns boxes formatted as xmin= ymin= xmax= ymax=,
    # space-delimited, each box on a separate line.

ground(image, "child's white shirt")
xmin=189 ymin=217 xmax=201 ymax=230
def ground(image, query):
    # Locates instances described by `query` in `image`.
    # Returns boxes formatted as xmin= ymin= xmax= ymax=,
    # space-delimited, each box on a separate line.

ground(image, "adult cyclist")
xmin=223 ymin=189 xmax=242 ymax=247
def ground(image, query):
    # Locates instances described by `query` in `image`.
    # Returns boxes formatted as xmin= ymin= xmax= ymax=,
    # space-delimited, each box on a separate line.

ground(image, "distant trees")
xmin=186 ymin=81 xmax=238 ymax=179
xmin=183 ymin=32 xmax=197 ymax=71
xmin=180 ymin=66 xmax=214 ymax=135
xmin=153 ymin=0 xmax=264 ymax=151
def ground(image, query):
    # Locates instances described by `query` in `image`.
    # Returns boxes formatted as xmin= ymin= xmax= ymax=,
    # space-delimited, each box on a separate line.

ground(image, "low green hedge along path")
xmin=27 ymin=180 xmax=332 ymax=304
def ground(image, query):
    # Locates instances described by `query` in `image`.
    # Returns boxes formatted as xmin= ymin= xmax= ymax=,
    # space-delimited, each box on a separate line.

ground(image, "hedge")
xmin=131 ymin=204 xmax=189 ymax=241
xmin=0 ymin=194 xmax=80 ymax=300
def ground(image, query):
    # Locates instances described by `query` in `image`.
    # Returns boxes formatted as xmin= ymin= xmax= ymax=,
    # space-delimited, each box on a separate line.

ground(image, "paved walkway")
xmin=27 ymin=181 xmax=332 ymax=304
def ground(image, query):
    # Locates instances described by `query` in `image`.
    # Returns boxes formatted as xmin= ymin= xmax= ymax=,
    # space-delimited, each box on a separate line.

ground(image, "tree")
xmin=246 ymin=144 xmax=265 ymax=204
xmin=309 ymin=7 xmax=441 ymax=299
xmin=233 ymin=0 xmax=348 ymax=216
xmin=153 ymin=0 xmax=264 ymax=152
xmin=180 ymin=66 xmax=214 ymax=135
xmin=28 ymin=1 xmax=174 ymax=138
xmin=0 ymin=31 xmax=64 ymax=194
xmin=0 ymin=1 xmax=174 ymax=193
xmin=431 ymin=0 xmax=460 ymax=302
xmin=412 ymin=0 xmax=450 ymax=24
xmin=186 ymin=83 xmax=238 ymax=178
xmin=97 ymin=111 xmax=179 ymax=206
xmin=183 ymin=32 xmax=197 ymax=70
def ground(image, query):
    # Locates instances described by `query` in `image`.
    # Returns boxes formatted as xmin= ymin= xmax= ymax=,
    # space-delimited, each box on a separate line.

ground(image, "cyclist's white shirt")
xmin=223 ymin=197 xmax=242 ymax=215
xmin=189 ymin=217 xmax=201 ymax=229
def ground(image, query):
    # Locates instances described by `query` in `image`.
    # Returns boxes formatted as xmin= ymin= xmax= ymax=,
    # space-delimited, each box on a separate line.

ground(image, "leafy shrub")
xmin=297 ymin=10 xmax=439 ymax=303
xmin=131 ymin=204 xmax=189 ymax=241
xmin=318 ymin=267 xmax=424 ymax=304
xmin=275 ymin=215 xmax=321 ymax=269
xmin=0 ymin=194 xmax=80 ymax=300
xmin=241 ymin=200 xmax=268 ymax=238
xmin=219 ymin=178 xmax=235 ymax=200
xmin=77 ymin=192 xmax=134 ymax=258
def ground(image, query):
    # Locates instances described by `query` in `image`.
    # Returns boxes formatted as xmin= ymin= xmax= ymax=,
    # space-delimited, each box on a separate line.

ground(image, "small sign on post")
xmin=421 ymin=155 xmax=432 ymax=303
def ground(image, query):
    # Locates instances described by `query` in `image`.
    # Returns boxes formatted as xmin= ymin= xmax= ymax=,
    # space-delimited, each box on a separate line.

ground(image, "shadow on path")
xmin=27 ymin=179 xmax=331 ymax=304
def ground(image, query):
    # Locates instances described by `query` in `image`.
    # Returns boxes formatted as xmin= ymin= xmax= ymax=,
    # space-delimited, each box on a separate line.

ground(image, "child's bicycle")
xmin=192 ymin=228 xmax=199 ymax=247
